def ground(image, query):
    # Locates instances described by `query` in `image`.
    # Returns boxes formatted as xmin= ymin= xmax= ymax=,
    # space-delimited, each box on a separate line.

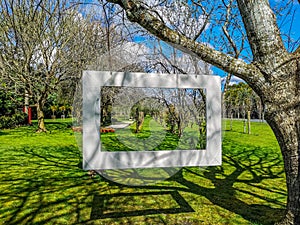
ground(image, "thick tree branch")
xmin=294 ymin=45 xmax=300 ymax=54
xmin=237 ymin=0 xmax=288 ymax=68
xmin=107 ymin=0 xmax=265 ymax=87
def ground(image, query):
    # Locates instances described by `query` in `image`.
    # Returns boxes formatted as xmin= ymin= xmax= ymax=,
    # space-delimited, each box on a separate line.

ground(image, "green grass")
xmin=101 ymin=116 xmax=206 ymax=151
xmin=0 ymin=119 xmax=286 ymax=224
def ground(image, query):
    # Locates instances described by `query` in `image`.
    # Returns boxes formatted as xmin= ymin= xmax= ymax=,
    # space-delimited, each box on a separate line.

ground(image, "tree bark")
xmin=24 ymin=89 xmax=29 ymax=115
xmin=177 ymin=118 xmax=183 ymax=138
xmin=267 ymin=103 xmax=300 ymax=225
xmin=237 ymin=1 xmax=300 ymax=221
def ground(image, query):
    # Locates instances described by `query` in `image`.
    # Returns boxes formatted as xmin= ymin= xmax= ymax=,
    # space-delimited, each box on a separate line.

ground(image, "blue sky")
xmin=212 ymin=1 xmax=300 ymax=79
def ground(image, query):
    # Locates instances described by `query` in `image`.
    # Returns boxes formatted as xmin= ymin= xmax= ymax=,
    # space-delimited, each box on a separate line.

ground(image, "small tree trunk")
xmin=247 ymin=110 xmax=251 ymax=134
xmin=170 ymin=123 xmax=175 ymax=134
xmin=24 ymin=89 xmax=29 ymax=115
xmin=230 ymin=113 xmax=233 ymax=131
xmin=37 ymin=101 xmax=47 ymax=132
xmin=177 ymin=118 xmax=183 ymax=138
xmin=135 ymin=109 xmax=144 ymax=133
xmin=258 ymin=100 xmax=263 ymax=122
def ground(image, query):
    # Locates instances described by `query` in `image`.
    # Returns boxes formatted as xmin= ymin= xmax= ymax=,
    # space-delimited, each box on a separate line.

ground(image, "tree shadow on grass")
xmin=0 ymin=139 xmax=286 ymax=225
xmin=90 ymin=139 xmax=286 ymax=224
xmin=1 ymin=145 xmax=192 ymax=225
xmin=90 ymin=191 xmax=194 ymax=219
xmin=43 ymin=120 xmax=73 ymax=130
xmin=176 ymin=162 xmax=285 ymax=224
xmin=0 ymin=145 xmax=95 ymax=225
xmin=0 ymin=130 xmax=8 ymax=136
xmin=137 ymin=140 xmax=286 ymax=225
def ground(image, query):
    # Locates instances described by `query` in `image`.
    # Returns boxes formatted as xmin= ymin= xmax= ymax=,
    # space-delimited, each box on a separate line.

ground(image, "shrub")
xmin=0 ymin=112 xmax=28 ymax=129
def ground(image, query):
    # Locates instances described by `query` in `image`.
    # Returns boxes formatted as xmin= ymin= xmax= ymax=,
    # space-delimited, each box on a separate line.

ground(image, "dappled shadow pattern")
xmin=91 ymin=191 xmax=194 ymax=219
xmin=0 ymin=145 xmax=94 ymax=225
xmin=0 ymin=130 xmax=286 ymax=224
xmin=138 ymin=140 xmax=286 ymax=224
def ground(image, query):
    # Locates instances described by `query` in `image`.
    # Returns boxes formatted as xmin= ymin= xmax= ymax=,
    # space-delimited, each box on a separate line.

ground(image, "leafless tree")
xmin=0 ymin=0 xmax=105 ymax=131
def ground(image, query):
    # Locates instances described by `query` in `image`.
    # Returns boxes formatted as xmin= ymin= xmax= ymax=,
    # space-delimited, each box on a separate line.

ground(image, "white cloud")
xmin=221 ymin=75 xmax=245 ymax=86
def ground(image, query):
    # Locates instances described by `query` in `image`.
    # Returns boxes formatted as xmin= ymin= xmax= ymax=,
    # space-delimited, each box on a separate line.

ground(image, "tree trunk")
xmin=230 ymin=113 xmax=233 ymax=131
xmin=37 ymin=100 xmax=47 ymax=132
xmin=177 ymin=118 xmax=183 ymax=138
xmin=135 ymin=109 xmax=144 ymax=133
xmin=24 ymin=89 xmax=29 ymax=115
xmin=247 ymin=110 xmax=251 ymax=134
xmin=266 ymin=105 xmax=300 ymax=225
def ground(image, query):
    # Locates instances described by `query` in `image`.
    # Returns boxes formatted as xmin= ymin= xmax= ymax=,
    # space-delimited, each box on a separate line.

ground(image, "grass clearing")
xmin=0 ymin=119 xmax=286 ymax=224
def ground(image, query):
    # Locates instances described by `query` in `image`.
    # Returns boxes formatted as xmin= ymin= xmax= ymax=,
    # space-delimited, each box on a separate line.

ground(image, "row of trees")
xmin=0 ymin=0 xmax=127 ymax=131
xmin=224 ymin=83 xmax=263 ymax=121
xmin=109 ymin=87 xmax=206 ymax=144
xmin=0 ymin=0 xmax=212 ymax=130
xmin=224 ymin=82 xmax=264 ymax=134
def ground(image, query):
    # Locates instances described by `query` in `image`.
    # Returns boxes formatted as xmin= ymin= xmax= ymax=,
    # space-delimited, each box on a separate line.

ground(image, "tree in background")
xmin=107 ymin=0 xmax=300 ymax=223
xmin=0 ymin=0 xmax=105 ymax=131
xmin=0 ymin=89 xmax=27 ymax=129
xmin=225 ymin=83 xmax=258 ymax=134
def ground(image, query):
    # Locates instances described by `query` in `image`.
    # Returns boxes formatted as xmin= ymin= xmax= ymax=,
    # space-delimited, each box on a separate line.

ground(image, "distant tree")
xmin=225 ymin=83 xmax=258 ymax=133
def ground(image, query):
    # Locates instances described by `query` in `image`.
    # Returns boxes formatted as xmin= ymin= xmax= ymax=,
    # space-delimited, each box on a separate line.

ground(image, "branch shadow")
xmin=0 ymin=134 xmax=286 ymax=225
xmin=90 ymin=191 xmax=194 ymax=220
xmin=0 ymin=145 xmax=91 ymax=225
xmin=1 ymin=144 xmax=193 ymax=225
xmin=138 ymin=140 xmax=286 ymax=225
xmin=90 ymin=137 xmax=286 ymax=224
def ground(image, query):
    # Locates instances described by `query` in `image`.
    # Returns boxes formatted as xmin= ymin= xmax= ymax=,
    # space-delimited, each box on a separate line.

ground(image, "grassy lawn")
xmin=101 ymin=116 xmax=205 ymax=151
xmin=0 ymin=119 xmax=286 ymax=224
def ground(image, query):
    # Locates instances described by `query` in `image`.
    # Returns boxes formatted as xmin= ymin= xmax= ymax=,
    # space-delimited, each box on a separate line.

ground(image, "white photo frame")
xmin=82 ymin=71 xmax=221 ymax=170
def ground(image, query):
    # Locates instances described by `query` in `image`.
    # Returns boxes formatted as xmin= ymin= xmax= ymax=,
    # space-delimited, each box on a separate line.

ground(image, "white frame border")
xmin=82 ymin=71 xmax=221 ymax=170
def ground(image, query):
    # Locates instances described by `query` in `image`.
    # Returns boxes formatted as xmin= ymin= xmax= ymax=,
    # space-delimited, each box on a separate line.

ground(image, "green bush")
xmin=0 ymin=112 xmax=28 ymax=129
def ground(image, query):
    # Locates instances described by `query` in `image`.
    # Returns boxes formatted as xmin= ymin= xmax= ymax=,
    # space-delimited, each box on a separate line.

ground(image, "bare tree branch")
xmin=107 ymin=0 xmax=264 ymax=86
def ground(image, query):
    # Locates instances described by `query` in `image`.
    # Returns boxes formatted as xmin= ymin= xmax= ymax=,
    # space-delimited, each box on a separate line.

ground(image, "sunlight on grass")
xmin=101 ymin=116 xmax=206 ymax=151
xmin=0 ymin=119 xmax=286 ymax=224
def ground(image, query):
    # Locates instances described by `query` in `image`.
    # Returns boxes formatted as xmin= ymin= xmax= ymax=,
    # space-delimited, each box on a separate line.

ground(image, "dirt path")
xmin=108 ymin=121 xmax=133 ymax=129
